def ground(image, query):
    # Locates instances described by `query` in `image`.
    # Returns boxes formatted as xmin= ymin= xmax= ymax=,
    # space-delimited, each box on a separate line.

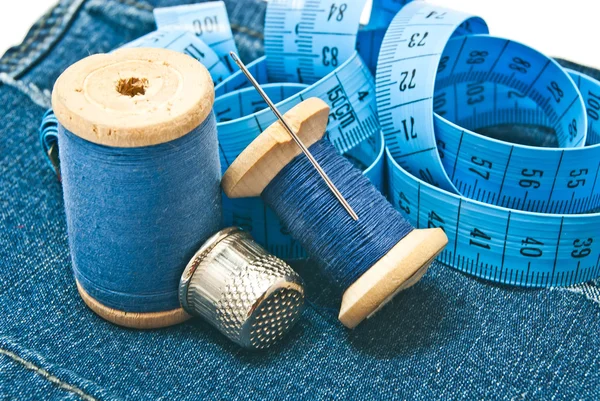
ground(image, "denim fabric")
xmin=1 ymin=1 xmax=600 ymax=400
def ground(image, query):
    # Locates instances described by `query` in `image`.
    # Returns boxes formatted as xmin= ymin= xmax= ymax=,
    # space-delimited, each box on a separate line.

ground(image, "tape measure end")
xmin=338 ymin=228 xmax=448 ymax=329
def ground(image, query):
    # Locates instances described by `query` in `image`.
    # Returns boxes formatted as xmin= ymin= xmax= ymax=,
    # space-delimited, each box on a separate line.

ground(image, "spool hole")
xmin=116 ymin=77 xmax=148 ymax=97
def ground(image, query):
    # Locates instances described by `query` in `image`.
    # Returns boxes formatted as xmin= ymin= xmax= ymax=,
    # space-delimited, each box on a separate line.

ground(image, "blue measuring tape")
xmin=40 ymin=0 xmax=600 ymax=287
xmin=211 ymin=0 xmax=403 ymax=258
xmin=380 ymin=2 xmax=600 ymax=287
xmin=153 ymin=1 xmax=238 ymax=73
xmin=215 ymin=53 xmax=379 ymax=159
xmin=264 ymin=0 xmax=410 ymax=81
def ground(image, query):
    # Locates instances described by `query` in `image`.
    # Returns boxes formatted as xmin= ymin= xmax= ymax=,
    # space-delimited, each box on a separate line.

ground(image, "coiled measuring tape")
xmin=380 ymin=2 xmax=600 ymax=287
xmin=214 ymin=53 xmax=378 ymax=159
xmin=40 ymin=0 xmax=600 ymax=286
xmin=265 ymin=0 xmax=411 ymax=77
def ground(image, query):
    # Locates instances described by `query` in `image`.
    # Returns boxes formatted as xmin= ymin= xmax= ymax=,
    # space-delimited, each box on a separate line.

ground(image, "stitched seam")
xmin=17 ymin=13 xmax=51 ymax=55
xmin=558 ymin=284 xmax=600 ymax=306
xmin=1 ymin=11 xmax=49 ymax=60
xmin=12 ymin=0 xmax=152 ymax=77
xmin=1 ymin=0 xmax=86 ymax=78
xmin=14 ymin=0 xmax=85 ymax=79
xmin=231 ymin=23 xmax=264 ymax=40
xmin=112 ymin=0 xmax=152 ymax=12
xmin=0 ymin=73 xmax=52 ymax=108
xmin=1 ymin=3 xmax=62 ymax=62
xmin=0 ymin=348 xmax=98 ymax=401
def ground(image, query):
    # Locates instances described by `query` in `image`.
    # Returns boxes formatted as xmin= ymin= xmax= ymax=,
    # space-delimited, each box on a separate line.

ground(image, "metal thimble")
xmin=179 ymin=227 xmax=305 ymax=349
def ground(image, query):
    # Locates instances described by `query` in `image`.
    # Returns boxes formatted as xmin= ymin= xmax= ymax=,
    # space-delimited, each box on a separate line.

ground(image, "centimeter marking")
xmin=381 ymin=2 xmax=600 ymax=287
xmin=389 ymin=155 xmax=600 ymax=287
xmin=265 ymin=0 xmax=405 ymax=84
xmin=153 ymin=1 xmax=239 ymax=72
xmin=430 ymin=35 xmax=593 ymax=214
xmin=214 ymin=53 xmax=378 ymax=159
xmin=376 ymin=2 xmax=489 ymax=196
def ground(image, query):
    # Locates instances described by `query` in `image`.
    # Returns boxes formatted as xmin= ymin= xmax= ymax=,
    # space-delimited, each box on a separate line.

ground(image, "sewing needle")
xmin=229 ymin=52 xmax=359 ymax=221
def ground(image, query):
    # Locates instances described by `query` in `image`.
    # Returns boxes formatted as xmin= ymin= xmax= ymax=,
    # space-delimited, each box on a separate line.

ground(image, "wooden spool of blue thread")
xmin=222 ymin=98 xmax=448 ymax=328
xmin=52 ymin=48 xmax=219 ymax=329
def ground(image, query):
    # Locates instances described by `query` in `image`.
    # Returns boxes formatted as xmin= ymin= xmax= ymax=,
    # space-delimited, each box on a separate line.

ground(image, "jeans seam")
xmin=558 ymin=282 xmax=600 ymax=305
xmin=231 ymin=23 xmax=264 ymax=40
xmin=10 ymin=10 xmax=56 ymax=55
xmin=0 ymin=73 xmax=52 ymax=108
xmin=0 ymin=8 xmax=54 ymax=62
xmin=0 ymin=0 xmax=266 ymax=79
xmin=0 ymin=336 xmax=124 ymax=400
xmin=0 ymin=19 xmax=53 ymax=67
xmin=0 ymin=348 xmax=98 ymax=401
xmin=0 ymin=0 xmax=86 ymax=79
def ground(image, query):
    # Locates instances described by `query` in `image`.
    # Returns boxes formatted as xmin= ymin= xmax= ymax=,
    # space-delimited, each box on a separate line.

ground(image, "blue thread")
xmin=262 ymin=139 xmax=414 ymax=290
xmin=58 ymin=114 xmax=222 ymax=313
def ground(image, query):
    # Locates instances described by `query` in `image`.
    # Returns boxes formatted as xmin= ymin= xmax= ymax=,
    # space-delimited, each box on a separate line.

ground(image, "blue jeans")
xmin=1 ymin=1 xmax=599 ymax=399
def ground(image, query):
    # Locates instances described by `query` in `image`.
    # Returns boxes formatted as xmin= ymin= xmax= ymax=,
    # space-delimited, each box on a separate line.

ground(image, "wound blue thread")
xmin=262 ymin=139 xmax=414 ymax=290
xmin=58 ymin=114 xmax=222 ymax=313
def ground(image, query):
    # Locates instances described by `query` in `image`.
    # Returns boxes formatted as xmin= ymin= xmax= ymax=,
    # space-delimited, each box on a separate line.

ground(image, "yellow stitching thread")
xmin=231 ymin=23 xmax=264 ymax=40
xmin=0 ymin=348 xmax=98 ymax=401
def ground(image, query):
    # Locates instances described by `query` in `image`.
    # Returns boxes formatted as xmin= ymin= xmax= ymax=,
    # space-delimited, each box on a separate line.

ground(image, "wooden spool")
xmin=52 ymin=47 xmax=215 ymax=328
xmin=222 ymin=98 xmax=448 ymax=329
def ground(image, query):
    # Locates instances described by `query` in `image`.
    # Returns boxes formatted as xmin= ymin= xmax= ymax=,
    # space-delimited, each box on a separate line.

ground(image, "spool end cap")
xmin=338 ymin=227 xmax=448 ymax=329
xmin=52 ymin=47 xmax=214 ymax=147
xmin=76 ymin=281 xmax=191 ymax=329
xmin=221 ymin=97 xmax=330 ymax=198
